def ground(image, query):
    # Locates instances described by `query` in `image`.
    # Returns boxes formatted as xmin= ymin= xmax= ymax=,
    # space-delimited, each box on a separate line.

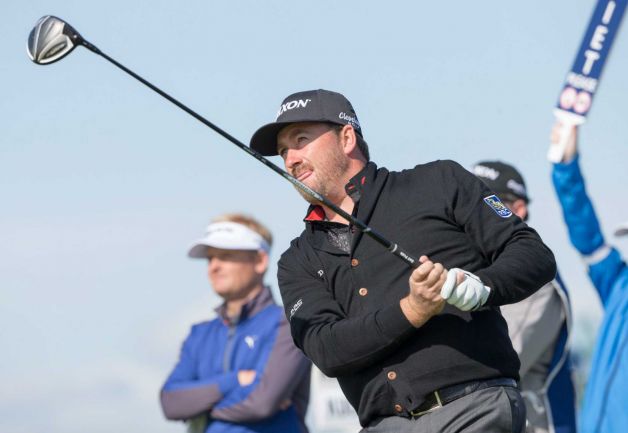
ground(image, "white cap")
xmin=614 ymin=221 xmax=628 ymax=238
xmin=187 ymin=221 xmax=270 ymax=258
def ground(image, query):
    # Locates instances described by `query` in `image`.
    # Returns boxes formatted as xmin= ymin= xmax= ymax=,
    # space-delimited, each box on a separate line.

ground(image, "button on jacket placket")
xmin=347 ymin=165 xmax=417 ymax=414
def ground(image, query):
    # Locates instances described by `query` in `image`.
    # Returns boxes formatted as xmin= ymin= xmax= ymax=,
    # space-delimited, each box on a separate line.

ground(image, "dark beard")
xmin=291 ymin=140 xmax=349 ymax=205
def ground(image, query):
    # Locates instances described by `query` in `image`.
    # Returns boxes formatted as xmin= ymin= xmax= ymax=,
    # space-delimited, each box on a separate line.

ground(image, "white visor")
xmin=188 ymin=221 xmax=270 ymax=258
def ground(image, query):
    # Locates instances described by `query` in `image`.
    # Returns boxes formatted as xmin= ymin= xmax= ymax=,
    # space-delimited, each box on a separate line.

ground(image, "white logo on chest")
xmin=244 ymin=335 xmax=257 ymax=349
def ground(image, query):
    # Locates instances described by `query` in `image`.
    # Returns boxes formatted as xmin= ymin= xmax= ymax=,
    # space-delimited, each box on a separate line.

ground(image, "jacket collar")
xmin=349 ymin=162 xmax=388 ymax=252
xmin=350 ymin=162 xmax=387 ymax=225
xmin=215 ymin=285 xmax=275 ymax=324
xmin=301 ymin=161 xmax=389 ymax=254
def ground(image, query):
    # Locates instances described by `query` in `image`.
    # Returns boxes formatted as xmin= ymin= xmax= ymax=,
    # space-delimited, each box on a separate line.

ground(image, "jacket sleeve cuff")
xmin=553 ymin=153 xmax=579 ymax=170
xmin=379 ymin=302 xmax=416 ymax=340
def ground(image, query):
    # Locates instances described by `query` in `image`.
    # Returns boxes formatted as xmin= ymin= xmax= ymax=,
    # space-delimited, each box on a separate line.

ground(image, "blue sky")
xmin=2 ymin=1 xmax=627 ymax=432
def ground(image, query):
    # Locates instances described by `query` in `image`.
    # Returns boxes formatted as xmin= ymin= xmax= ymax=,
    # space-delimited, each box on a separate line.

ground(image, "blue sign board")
xmin=556 ymin=0 xmax=627 ymax=119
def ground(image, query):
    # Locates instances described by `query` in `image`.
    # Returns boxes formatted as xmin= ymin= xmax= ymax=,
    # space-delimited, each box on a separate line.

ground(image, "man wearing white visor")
xmin=160 ymin=214 xmax=311 ymax=433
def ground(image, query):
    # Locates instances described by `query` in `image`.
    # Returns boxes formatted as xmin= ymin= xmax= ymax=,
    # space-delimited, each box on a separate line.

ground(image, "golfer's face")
xmin=207 ymin=249 xmax=263 ymax=301
xmin=277 ymin=122 xmax=348 ymax=202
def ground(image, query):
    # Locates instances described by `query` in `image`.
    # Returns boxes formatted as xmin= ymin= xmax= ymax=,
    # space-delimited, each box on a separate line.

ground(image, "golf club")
xmin=27 ymin=15 xmax=420 ymax=269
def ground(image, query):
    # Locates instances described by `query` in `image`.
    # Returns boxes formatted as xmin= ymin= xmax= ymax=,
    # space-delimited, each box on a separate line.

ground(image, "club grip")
xmin=388 ymin=243 xmax=420 ymax=268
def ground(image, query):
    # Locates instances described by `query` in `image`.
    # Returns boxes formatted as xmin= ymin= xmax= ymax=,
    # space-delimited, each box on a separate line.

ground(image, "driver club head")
xmin=27 ymin=15 xmax=84 ymax=65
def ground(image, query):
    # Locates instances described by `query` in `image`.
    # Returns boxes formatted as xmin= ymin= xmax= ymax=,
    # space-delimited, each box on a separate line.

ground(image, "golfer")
xmin=249 ymin=89 xmax=557 ymax=433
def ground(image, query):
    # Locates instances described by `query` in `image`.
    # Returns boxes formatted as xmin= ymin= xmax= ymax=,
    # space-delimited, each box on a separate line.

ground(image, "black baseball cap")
xmin=249 ymin=89 xmax=363 ymax=156
xmin=472 ymin=161 xmax=530 ymax=203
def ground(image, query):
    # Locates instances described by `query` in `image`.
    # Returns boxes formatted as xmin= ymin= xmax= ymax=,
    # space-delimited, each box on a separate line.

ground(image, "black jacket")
xmin=278 ymin=160 xmax=557 ymax=426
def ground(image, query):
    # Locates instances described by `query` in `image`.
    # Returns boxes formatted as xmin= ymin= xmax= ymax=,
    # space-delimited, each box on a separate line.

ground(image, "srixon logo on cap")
xmin=276 ymin=98 xmax=311 ymax=118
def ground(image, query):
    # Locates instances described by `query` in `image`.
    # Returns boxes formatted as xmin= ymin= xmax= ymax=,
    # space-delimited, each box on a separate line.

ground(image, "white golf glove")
xmin=441 ymin=268 xmax=491 ymax=311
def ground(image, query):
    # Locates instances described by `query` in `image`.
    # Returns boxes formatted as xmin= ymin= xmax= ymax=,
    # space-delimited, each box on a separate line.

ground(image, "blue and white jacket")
xmin=161 ymin=287 xmax=311 ymax=433
xmin=552 ymin=155 xmax=628 ymax=433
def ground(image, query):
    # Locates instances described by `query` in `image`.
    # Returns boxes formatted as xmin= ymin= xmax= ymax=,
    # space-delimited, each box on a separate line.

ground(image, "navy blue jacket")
xmin=546 ymin=273 xmax=577 ymax=433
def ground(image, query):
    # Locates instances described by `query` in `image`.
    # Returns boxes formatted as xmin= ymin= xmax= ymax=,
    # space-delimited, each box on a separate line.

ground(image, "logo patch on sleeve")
xmin=483 ymin=195 xmax=513 ymax=218
xmin=289 ymin=298 xmax=303 ymax=320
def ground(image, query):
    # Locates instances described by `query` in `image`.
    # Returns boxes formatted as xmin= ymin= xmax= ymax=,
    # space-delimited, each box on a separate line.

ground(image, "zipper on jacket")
xmin=223 ymin=323 xmax=237 ymax=372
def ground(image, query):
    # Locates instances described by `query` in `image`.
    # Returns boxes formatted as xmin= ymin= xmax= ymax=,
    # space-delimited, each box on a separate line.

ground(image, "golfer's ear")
xmin=340 ymin=124 xmax=358 ymax=155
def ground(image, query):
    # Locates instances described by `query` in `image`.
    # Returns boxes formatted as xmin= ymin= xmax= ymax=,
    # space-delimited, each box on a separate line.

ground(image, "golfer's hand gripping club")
xmin=441 ymin=268 xmax=491 ymax=311
xmin=401 ymin=256 xmax=447 ymax=327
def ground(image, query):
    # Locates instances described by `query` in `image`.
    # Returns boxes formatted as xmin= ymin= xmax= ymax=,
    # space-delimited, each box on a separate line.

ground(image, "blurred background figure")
xmin=307 ymin=367 xmax=361 ymax=433
xmin=549 ymin=123 xmax=628 ymax=433
xmin=474 ymin=161 xmax=577 ymax=433
xmin=160 ymin=214 xmax=311 ymax=433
